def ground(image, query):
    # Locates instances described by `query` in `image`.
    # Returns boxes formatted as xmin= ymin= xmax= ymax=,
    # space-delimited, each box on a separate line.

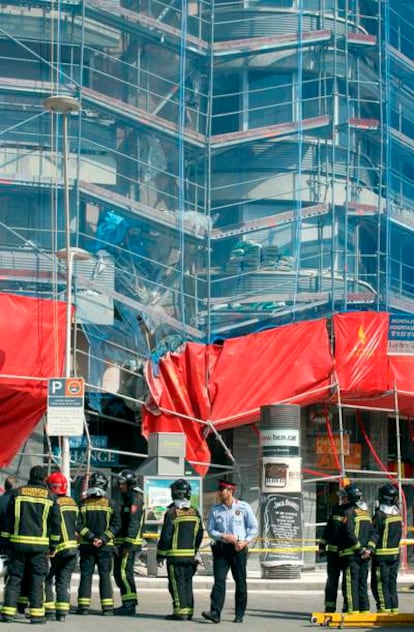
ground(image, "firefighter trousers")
xmin=113 ymin=547 xmax=137 ymax=606
xmin=45 ymin=553 xmax=77 ymax=616
xmin=210 ymin=543 xmax=247 ymax=618
xmin=371 ymin=557 xmax=399 ymax=612
xmin=341 ymin=555 xmax=370 ymax=614
xmin=78 ymin=545 xmax=114 ymax=612
xmin=2 ymin=549 xmax=48 ymax=621
xmin=324 ymin=552 xmax=341 ymax=612
xmin=167 ymin=562 xmax=195 ymax=617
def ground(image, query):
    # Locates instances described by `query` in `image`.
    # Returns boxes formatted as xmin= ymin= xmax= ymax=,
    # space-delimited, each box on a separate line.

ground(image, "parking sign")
xmin=47 ymin=378 xmax=85 ymax=436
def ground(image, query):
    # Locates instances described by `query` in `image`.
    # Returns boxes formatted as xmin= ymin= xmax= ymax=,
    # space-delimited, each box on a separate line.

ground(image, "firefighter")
xmin=0 ymin=475 xmax=29 ymax=614
xmin=0 ymin=475 xmax=17 ymax=555
xmin=1 ymin=465 xmax=60 ymax=624
xmin=319 ymin=487 xmax=350 ymax=613
xmin=44 ymin=472 xmax=79 ymax=622
xmin=338 ymin=483 xmax=376 ymax=614
xmin=113 ymin=469 xmax=144 ymax=616
xmin=371 ymin=483 xmax=402 ymax=613
xmin=77 ymin=472 xmax=121 ymax=616
xmin=157 ymin=479 xmax=203 ymax=621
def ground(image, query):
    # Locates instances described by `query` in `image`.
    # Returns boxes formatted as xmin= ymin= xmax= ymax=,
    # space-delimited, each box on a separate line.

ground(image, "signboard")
xmin=388 ymin=314 xmax=414 ymax=355
xmin=53 ymin=435 xmax=118 ymax=468
xmin=47 ymin=378 xmax=84 ymax=436
xmin=316 ymin=443 xmax=362 ymax=470
xmin=144 ymin=476 xmax=202 ymax=522
xmin=260 ymin=493 xmax=304 ymax=567
xmin=260 ymin=428 xmax=300 ymax=457
xmin=261 ymin=457 xmax=302 ymax=493
xmin=315 ymin=433 xmax=350 ymax=456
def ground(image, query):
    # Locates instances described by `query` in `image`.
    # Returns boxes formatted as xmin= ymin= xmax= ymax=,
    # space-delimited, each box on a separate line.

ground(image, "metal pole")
xmin=62 ymin=109 xmax=72 ymax=494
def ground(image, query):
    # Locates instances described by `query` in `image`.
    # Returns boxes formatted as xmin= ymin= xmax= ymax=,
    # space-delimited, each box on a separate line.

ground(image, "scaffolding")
xmin=1 ymin=2 xmax=414 ymax=511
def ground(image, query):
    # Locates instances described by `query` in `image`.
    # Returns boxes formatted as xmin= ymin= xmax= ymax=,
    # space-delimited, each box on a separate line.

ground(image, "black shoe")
xmin=102 ymin=609 xmax=114 ymax=616
xmin=202 ymin=611 xmax=220 ymax=623
xmin=56 ymin=614 xmax=66 ymax=622
xmin=114 ymin=605 xmax=136 ymax=616
xmin=77 ymin=608 xmax=89 ymax=616
xmin=234 ymin=616 xmax=244 ymax=623
xmin=30 ymin=619 xmax=46 ymax=625
xmin=165 ymin=614 xmax=186 ymax=621
xmin=45 ymin=613 xmax=56 ymax=621
xmin=2 ymin=615 xmax=15 ymax=623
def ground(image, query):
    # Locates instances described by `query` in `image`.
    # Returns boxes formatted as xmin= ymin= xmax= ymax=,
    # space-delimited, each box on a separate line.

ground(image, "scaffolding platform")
xmin=310 ymin=612 xmax=414 ymax=628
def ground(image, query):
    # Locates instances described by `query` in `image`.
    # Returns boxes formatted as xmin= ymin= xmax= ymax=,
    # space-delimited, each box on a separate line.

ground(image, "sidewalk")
xmin=72 ymin=569 xmax=414 ymax=592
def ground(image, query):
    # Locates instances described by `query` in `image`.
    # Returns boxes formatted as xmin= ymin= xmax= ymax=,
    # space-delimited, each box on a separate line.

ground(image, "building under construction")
xmin=0 ymin=0 xmax=414 ymax=567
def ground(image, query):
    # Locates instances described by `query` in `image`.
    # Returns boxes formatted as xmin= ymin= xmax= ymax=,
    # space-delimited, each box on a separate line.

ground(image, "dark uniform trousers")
xmin=167 ymin=562 xmax=196 ymax=617
xmin=113 ymin=548 xmax=137 ymax=606
xmin=371 ymin=557 xmax=399 ymax=612
xmin=45 ymin=554 xmax=77 ymax=616
xmin=324 ymin=552 xmax=341 ymax=612
xmin=211 ymin=543 xmax=247 ymax=618
xmin=78 ymin=545 xmax=114 ymax=611
xmin=3 ymin=550 xmax=48 ymax=620
xmin=341 ymin=555 xmax=370 ymax=614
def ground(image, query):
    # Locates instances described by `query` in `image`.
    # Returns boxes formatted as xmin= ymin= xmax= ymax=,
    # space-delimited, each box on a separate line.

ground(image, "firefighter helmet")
xmin=170 ymin=479 xmax=191 ymax=501
xmin=343 ymin=483 xmax=363 ymax=504
xmin=118 ymin=469 xmax=137 ymax=487
xmin=378 ymin=482 xmax=398 ymax=505
xmin=87 ymin=472 xmax=108 ymax=497
xmin=47 ymin=472 xmax=68 ymax=496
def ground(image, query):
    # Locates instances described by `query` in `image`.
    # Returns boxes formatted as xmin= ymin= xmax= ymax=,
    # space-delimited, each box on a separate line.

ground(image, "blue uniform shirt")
xmin=207 ymin=499 xmax=258 ymax=544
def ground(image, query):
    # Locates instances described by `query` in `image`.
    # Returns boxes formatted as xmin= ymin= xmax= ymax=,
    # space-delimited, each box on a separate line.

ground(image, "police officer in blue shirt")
xmin=202 ymin=480 xmax=258 ymax=624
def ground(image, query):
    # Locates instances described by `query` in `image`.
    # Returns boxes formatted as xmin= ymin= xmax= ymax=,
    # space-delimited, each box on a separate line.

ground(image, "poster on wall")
xmin=260 ymin=493 xmax=304 ymax=567
xmin=261 ymin=457 xmax=302 ymax=493
xmin=144 ymin=476 xmax=202 ymax=522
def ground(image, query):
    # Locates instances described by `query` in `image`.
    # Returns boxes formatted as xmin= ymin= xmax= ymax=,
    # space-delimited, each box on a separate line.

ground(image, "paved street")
xmin=2 ymin=589 xmax=414 ymax=630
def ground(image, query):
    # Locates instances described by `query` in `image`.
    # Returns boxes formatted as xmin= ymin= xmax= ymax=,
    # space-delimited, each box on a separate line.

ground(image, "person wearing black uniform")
xmin=113 ymin=469 xmax=144 ymax=617
xmin=44 ymin=472 xmax=79 ymax=622
xmin=77 ymin=472 xmax=121 ymax=616
xmin=157 ymin=479 xmax=203 ymax=621
xmin=319 ymin=488 xmax=349 ymax=613
xmin=338 ymin=484 xmax=376 ymax=614
xmin=0 ymin=476 xmax=17 ymax=555
xmin=371 ymin=483 xmax=402 ymax=613
xmin=1 ymin=465 xmax=60 ymax=624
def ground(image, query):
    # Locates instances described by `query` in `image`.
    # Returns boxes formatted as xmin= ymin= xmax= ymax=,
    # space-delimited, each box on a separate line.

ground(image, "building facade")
xmin=0 ymin=1 xmax=413 ymax=506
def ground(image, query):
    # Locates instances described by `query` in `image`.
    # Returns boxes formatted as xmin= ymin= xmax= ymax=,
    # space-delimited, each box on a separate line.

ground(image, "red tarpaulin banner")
xmin=0 ymin=293 xmax=67 ymax=466
xmin=209 ymin=319 xmax=333 ymax=430
xmin=144 ymin=319 xmax=334 ymax=468
xmin=143 ymin=342 xmax=215 ymax=476
xmin=333 ymin=312 xmax=390 ymax=396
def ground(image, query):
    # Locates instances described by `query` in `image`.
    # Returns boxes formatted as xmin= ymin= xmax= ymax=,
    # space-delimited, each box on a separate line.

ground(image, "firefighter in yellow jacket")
xmin=77 ymin=472 xmax=121 ymax=616
xmin=44 ymin=472 xmax=79 ymax=622
xmin=113 ymin=469 xmax=144 ymax=616
xmin=1 ymin=465 xmax=60 ymax=624
xmin=371 ymin=483 xmax=402 ymax=613
xmin=157 ymin=479 xmax=203 ymax=621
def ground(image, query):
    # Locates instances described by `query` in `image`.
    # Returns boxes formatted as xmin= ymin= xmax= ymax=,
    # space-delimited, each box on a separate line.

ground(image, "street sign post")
xmin=47 ymin=377 xmax=85 ymax=436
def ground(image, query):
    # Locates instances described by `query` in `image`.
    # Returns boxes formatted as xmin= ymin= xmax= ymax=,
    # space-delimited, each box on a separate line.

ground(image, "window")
xmin=248 ymin=72 xmax=292 ymax=128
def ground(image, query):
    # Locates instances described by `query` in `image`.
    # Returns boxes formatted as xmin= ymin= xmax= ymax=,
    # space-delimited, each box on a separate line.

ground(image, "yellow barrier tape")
xmin=141 ymin=533 xmax=414 ymax=552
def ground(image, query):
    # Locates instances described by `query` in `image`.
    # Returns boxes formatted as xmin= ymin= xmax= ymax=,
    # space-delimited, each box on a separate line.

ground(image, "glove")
xmin=157 ymin=556 xmax=165 ymax=566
